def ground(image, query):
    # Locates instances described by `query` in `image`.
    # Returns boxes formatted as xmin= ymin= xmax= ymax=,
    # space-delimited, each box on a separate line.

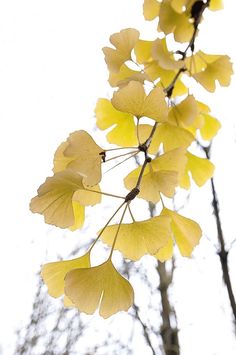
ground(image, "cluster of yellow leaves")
xmin=41 ymin=253 xmax=134 ymax=318
xmin=30 ymin=131 xmax=103 ymax=230
xmin=143 ymin=0 xmax=223 ymax=42
xmin=101 ymin=208 xmax=201 ymax=262
xmin=30 ymin=0 xmax=233 ymax=319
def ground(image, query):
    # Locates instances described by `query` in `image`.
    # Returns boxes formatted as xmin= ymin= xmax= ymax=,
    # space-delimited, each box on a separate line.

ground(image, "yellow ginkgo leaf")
xmin=151 ymin=147 xmax=187 ymax=174
xmin=57 ymin=130 xmax=104 ymax=186
xmin=70 ymin=201 xmax=85 ymax=231
xmin=161 ymin=208 xmax=202 ymax=257
xmin=199 ymin=113 xmax=221 ymax=141
xmin=30 ymin=171 xmax=87 ymax=229
xmin=180 ymin=152 xmax=214 ymax=189
xmin=155 ymin=236 xmax=174 ymax=262
xmin=158 ymin=1 xmax=194 ymax=43
xmin=41 ymin=252 xmax=91 ymax=303
xmin=101 ymin=216 xmax=171 ymax=260
xmin=168 ymin=95 xmax=198 ymax=127
xmin=152 ymin=38 xmax=184 ymax=70
xmin=144 ymin=62 xmax=188 ymax=97
xmin=124 ymin=165 xmax=177 ymax=203
xmin=170 ymin=0 xmax=192 ymax=13
xmin=111 ymin=81 xmax=168 ymax=121
xmin=103 ymin=28 xmax=140 ymax=73
xmin=191 ymin=52 xmax=233 ymax=92
xmin=124 ymin=148 xmax=186 ymax=203
xmin=143 ymin=0 xmax=160 ymax=20
xmin=53 ymin=141 xmax=74 ymax=173
xmin=109 ymin=63 xmax=147 ymax=88
xmin=64 ymin=260 xmax=134 ymax=318
xmin=209 ymin=0 xmax=223 ymax=11
xmin=134 ymin=39 xmax=153 ymax=64
xmin=153 ymin=123 xmax=194 ymax=152
xmin=95 ymin=98 xmax=138 ymax=147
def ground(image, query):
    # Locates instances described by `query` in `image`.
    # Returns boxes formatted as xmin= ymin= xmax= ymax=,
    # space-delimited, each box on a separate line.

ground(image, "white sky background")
xmin=0 ymin=0 xmax=236 ymax=354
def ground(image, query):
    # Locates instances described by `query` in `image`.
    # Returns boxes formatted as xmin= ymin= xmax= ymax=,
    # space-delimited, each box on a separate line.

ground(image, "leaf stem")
xmin=108 ymin=203 xmax=129 ymax=259
xmin=104 ymin=150 xmax=139 ymax=163
xmin=88 ymin=201 xmax=126 ymax=252
xmin=84 ymin=188 xmax=125 ymax=200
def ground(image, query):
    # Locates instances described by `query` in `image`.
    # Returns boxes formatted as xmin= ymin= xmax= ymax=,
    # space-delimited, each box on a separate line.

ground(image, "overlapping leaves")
xmin=30 ymin=0 xmax=232 ymax=319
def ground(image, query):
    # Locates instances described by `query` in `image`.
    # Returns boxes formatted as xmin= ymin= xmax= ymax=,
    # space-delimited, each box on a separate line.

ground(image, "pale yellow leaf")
xmin=168 ymin=95 xmax=198 ymax=127
xmin=64 ymin=260 xmax=134 ymax=318
xmin=152 ymin=38 xmax=184 ymax=70
xmin=161 ymin=208 xmax=202 ymax=256
xmin=180 ymin=152 xmax=214 ymax=188
xmin=41 ymin=252 xmax=91 ymax=299
xmin=101 ymin=216 xmax=171 ymax=260
xmin=143 ymin=0 xmax=160 ymax=20
xmin=95 ymin=98 xmax=137 ymax=147
xmin=30 ymin=171 xmax=86 ymax=229
xmin=111 ymin=81 xmax=168 ymax=121
xmin=103 ymin=28 xmax=140 ymax=73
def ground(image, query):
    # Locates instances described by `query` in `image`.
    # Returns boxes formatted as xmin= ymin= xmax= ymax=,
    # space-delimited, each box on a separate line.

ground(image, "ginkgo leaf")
xmin=168 ymin=95 xmax=198 ymax=127
xmin=64 ymin=259 xmax=134 ymax=318
xmin=151 ymin=147 xmax=187 ymax=173
xmin=209 ymin=0 xmax=223 ymax=11
xmin=103 ymin=28 xmax=140 ymax=73
xmin=41 ymin=252 xmax=91 ymax=301
xmin=95 ymin=98 xmax=138 ymax=147
xmin=161 ymin=208 xmax=202 ymax=257
xmin=190 ymin=52 xmax=233 ymax=92
xmin=101 ymin=216 xmax=171 ymax=260
xmin=155 ymin=236 xmax=174 ymax=262
xmin=152 ymin=38 xmax=184 ymax=70
xmin=180 ymin=152 xmax=214 ymax=189
xmin=143 ymin=0 xmax=160 ymax=20
xmin=111 ymin=81 xmax=168 ymax=121
xmin=184 ymin=100 xmax=221 ymax=140
xmin=109 ymin=64 xmax=147 ymax=88
xmin=158 ymin=1 xmax=194 ymax=43
xmin=70 ymin=201 xmax=85 ymax=231
xmin=134 ymin=39 xmax=153 ymax=64
xmin=124 ymin=148 xmax=186 ymax=203
xmin=30 ymin=171 xmax=86 ymax=228
xmin=199 ymin=113 xmax=221 ymax=141
xmin=53 ymin=130 xmax=104 ymax=186
xmin=73 ymin=185 xmax=101 ymax=206
xmin=144 ymin=62 xmax=188 ymax=97
xmin=170 ymin=0 xmax=192 ymax=13
xmin=153 ymin=123 xmax=194 ymax=152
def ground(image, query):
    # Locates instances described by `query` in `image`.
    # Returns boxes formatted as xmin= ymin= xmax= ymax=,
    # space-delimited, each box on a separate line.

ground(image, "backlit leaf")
xmin=41 ymin=253 xmax=91 ymax=303
xmin=64 ymin=260 xmax=134 ymax=318
xmin=30 ymin=171 xmax=85 ymax=229
xmin=103 ymin=28 xmax=140 ymax=73
xmin=152 ymin=38 xmax=184 ymax=70
xmin=158 ymin=1 xmax=194 ymax=43
xmin=111 ymin=81 xmax=168 ymax=121
xmin=109 ymin=64 xmax=147 ymax=88
xmin=161 ymin=208 xmax=202 ymax=256
xmin=101 ymin=216 xmax=171 ymax=260
xmin=95 ymin=98 xmax=137 ymax=147
xmin=154 ymin=123 xmax=194 ymax=151
xmin=124 ymin=148 xmax=186 ymax=203
xmin=191 ymin=52 xmax=233 ymax=92
xmin=180 ymin=152 xmax=215 ymax=189
xmin=53 ymin=131 xmax=104 ymax=186
xmin=168 ymin=95 xmax=198 ymax=127
xmin=143 ymin=0 xmax=160 ymax=20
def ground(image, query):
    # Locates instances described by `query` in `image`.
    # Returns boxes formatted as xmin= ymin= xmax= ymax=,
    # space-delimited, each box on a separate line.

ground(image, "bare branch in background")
xmin=203 ymin=144 xmax=236 ymax=331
